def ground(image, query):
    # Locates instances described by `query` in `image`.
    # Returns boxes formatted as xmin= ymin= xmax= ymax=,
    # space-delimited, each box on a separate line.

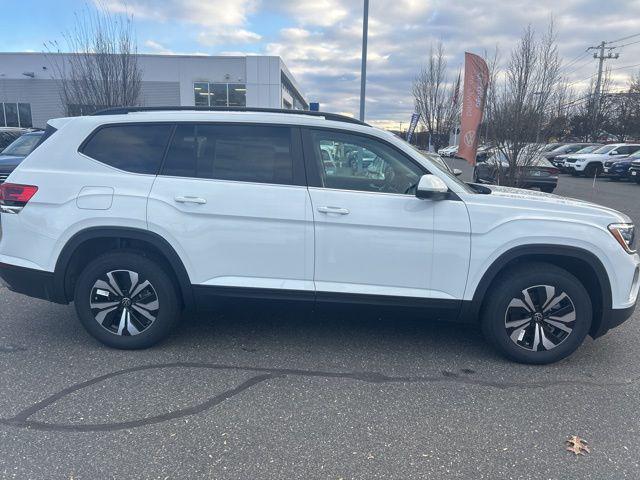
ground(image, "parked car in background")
xmin=545 ymin=143 xmax=599 ymax=165
xmin=0 ymin=127 xmax=32 ymax=151
xmin=419 ymin=151 xmax=462 ymax=177
xmin=437 ymin=145 xmax=458 ymax=157
xmin=552 ymin=144 xmax=602 ymax=171
xmin=604 ymin=150 xmax=640 ymax=181
xmin=540 ymin=142 xmax=565 ymax=154
xmin=0 ymin=130 xmax=44 ymax=183
xmin=473 ymin=149 xmax=560 ymax=193
xmin=563 ymin=144 xmax=640 ymax=177
xmin=628 ymin=156 xmax=640 ymax=183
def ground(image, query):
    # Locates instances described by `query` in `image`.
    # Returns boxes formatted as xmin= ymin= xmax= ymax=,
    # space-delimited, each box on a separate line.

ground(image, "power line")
xmin=559 ymin=50 xmax=590 ymax=73
xmin=606 ymin=32 xmax=640 ymax=45
xmin=610 ymin=39 xmax=640 ymax=49
xmin=608 ymin=62 xmax=640 ymax=73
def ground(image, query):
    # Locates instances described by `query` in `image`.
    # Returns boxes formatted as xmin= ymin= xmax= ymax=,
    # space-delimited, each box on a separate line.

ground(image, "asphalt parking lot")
xmin=1 ymin=161 xmax=639 ymax=479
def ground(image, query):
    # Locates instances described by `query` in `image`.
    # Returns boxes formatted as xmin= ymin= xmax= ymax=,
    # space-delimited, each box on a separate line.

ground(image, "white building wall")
xmin=0 ymin=52 xmax=306 ymax=127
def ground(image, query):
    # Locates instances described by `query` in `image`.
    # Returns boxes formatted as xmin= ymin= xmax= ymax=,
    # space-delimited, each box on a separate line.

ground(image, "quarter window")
xmin=308 ymin=130 xmax=424 ymax=195
xmin=81 ymin=124 xmax=172 ymax=174
xmin=162 ymin=124 xmax=293 ymax=185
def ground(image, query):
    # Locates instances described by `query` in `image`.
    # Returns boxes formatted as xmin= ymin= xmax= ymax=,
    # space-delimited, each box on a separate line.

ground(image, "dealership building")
xmin=0 ymin=53 xmax=308 ymax=128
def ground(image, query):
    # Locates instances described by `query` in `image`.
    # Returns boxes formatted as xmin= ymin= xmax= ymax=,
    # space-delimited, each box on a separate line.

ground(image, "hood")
xmin=484 ymin=184 xmax=632 ymax=224
xmin=0 ymin=154 xmax=26 ymax=170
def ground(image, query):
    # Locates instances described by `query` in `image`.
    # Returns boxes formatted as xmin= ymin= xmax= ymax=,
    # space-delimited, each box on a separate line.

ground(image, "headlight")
xmin=608 ymin=223 xmax=636 ymax=254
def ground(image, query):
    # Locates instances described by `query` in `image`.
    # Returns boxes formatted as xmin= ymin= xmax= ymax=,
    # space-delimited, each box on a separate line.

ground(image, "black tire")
xmin=74 ymin=251 xmax=180 ymax=349
xmin=583 ymin=163 xmax=602 ymax=177
xmin=481 ymin=262 xmax=592 ymax=364
xmin=540 ymin=185 xmax=555 ymax=193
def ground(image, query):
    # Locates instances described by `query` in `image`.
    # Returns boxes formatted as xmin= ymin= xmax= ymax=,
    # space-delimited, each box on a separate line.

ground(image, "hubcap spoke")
xmin=505 ymin=284 xmax=576 ymax=352
xmin=90 ymin=269 xmax=159 ymax=337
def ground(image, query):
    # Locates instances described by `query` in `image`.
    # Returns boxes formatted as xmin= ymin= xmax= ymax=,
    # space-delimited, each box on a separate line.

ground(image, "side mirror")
xmin=453 ymin=168 xmax=462 ymax=177
xmin=610 ymin=150 xmax=619 ymax=155
xmin=416 ymin=174 xmax=448 ymax=199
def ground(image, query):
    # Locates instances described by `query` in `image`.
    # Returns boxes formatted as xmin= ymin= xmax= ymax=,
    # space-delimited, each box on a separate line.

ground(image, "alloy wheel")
xmin=89 ymin=270 xmax=159 ymax=336
xmin=504 ymin=284 xmax=576 ymax=352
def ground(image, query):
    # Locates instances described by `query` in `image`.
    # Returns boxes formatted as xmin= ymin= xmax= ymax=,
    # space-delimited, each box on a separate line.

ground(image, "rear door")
xmin=147 ymin=123 xmax=314 ymax=298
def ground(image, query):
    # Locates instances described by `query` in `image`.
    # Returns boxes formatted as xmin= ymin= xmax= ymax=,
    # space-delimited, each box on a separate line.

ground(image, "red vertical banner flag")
xmin=458 ymin=52 xmax=489 ymax=165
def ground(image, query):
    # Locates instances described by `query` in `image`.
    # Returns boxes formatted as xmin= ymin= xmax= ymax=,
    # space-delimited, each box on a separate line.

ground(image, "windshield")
xmin=1 ymin=133 xmax=41 ymax=156
xmin=574 ymin=145 xmax=599 ymax=154
xmin=408 ymin=144 xmax=476 ymax=194
xmin=592 ymin=145 xmax=616 ymax=154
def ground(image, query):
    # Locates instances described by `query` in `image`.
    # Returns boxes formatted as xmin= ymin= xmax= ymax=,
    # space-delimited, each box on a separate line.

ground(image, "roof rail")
xmin=91 ymin=106 xmax=370 ymax=126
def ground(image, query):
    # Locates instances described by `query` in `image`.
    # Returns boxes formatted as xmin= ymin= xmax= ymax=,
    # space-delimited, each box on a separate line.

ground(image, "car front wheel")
xmin=74 ymin=251 xmax=180 ymax=349
xmin=481 ymin=263 xmax=592 ymax=364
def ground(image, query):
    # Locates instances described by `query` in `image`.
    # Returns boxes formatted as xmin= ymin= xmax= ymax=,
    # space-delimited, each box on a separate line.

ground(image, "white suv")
xmin=563 ymin=143 xmax=640 ymax=176
xmin=0 ymin=108 xmax=638 ymax=364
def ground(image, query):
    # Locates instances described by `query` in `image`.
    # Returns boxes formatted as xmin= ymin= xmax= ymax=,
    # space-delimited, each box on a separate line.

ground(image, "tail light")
xmin=0 ymin=183 xmax=38 ymax=214
xmin=547 ymin=167 xmax=560 ymax=175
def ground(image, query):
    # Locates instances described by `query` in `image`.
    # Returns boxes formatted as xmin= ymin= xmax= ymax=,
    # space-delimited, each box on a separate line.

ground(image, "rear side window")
xmin=81 ymin=124 xmax=172 ymax=174
xmin=161 ymin=124 xmax=293 ymax=185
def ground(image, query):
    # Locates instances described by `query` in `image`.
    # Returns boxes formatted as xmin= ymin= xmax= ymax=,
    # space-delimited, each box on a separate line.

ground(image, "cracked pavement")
xmin=0 ymin=161 xmax=639 ymax=479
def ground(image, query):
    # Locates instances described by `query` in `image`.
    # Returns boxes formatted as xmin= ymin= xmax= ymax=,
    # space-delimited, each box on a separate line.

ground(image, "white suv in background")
xmin=563 ymin=143 xmax=640 ymax=176
xmin=0 ymin=108 xmax=638 ymax=364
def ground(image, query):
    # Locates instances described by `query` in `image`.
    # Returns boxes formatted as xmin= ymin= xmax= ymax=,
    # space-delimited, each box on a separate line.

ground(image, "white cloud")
xmin=100 ymin=0 xmax=640 ymax=123
xmin=198 ymin=29 xmax=262 ymax=46
xmin=98 ymin=0 xmax=262 ymax=47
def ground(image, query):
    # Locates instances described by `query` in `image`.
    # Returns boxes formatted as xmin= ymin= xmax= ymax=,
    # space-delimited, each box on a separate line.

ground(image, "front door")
xmin=303 ymin=128 xmax=440 ymax=301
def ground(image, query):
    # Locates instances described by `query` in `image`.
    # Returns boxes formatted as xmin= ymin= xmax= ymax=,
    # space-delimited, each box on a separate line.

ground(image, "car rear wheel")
xmin=74 ymin=251 xmax=180 ymax=349
xmin=540 ymin=185 xmax=555 ymax=193
xmin=481 ymin=263 xmax=591 ymax=364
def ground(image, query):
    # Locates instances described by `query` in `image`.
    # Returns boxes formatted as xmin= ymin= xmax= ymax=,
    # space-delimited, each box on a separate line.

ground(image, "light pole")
xmin=359 ymin=0 xmax=369 ymax=122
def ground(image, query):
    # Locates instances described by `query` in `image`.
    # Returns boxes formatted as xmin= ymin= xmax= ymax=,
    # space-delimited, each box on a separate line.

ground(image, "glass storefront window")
xmin=228 ymin=84 xmax=246 ymax=107
xmin=18 ymin=103 xmax=32 ymax=127
xmin=194 ymin=82 xmax=210 ymax=106
xmin=4 ymin=103 xmax=19 ymax=127
xmin=209 ymin=84 xmax=228 ymax=107
xmin=193 ymin=83 xmax=246 ymax=107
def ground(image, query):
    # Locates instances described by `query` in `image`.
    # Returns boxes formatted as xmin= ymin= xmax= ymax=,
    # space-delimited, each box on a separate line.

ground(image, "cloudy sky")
xmin=3 ymin=0 xmax=640 ymax=128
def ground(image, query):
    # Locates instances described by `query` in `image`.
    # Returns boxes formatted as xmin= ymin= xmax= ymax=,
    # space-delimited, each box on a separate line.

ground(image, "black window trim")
xmin=300 ymin=126 xmax=429 ymax=192
xmin=78 ymin=121 xmax=306 ymax=186
xmin=157 ymin=122 xmax=306 ymax=187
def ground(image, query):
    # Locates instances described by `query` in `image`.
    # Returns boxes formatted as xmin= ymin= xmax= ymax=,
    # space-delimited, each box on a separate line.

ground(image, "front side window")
xmin=81 ymin=124 xmax=172 ymax=174
xmin=308 ymin=130 xmax=423 ymax=195
xmin=162 ymin=124 xmax=293 ymax=185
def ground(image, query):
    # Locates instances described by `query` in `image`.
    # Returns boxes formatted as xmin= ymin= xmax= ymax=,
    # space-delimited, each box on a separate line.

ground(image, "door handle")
xmin=317 ymin=206 xmax=350 ymax=215
xmin=174 ymin=196 xmax=207 ymax=205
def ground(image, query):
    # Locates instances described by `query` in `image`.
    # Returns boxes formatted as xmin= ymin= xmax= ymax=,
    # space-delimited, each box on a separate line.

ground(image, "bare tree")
xmin=46 ymin=3 xmax=142 ymax=116
xmin=412 ymin=43 xmax=461 ymax=151
xmin=484 ymin=23 xmax=562 ymax=187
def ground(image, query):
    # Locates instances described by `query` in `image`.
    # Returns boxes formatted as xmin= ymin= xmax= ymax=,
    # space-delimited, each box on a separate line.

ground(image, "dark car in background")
xmin=473 ymin=147 xmax=559 ymax=193
xmin=0 ymin=130 xmax=44 ymax=183
xmin=0 ymin=127 xmax=32 ymax=152
xmin=628 ymin=157 xmax=640 ymax=183
xmin=603 ymin=150 xmax=640 ymax=181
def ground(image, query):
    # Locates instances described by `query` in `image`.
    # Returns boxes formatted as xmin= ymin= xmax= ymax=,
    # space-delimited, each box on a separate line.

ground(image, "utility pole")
xmin=588 ymin=41 xmax=619 ymax=139
xmin=359 ymin=0 xmax=369 ymax=122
